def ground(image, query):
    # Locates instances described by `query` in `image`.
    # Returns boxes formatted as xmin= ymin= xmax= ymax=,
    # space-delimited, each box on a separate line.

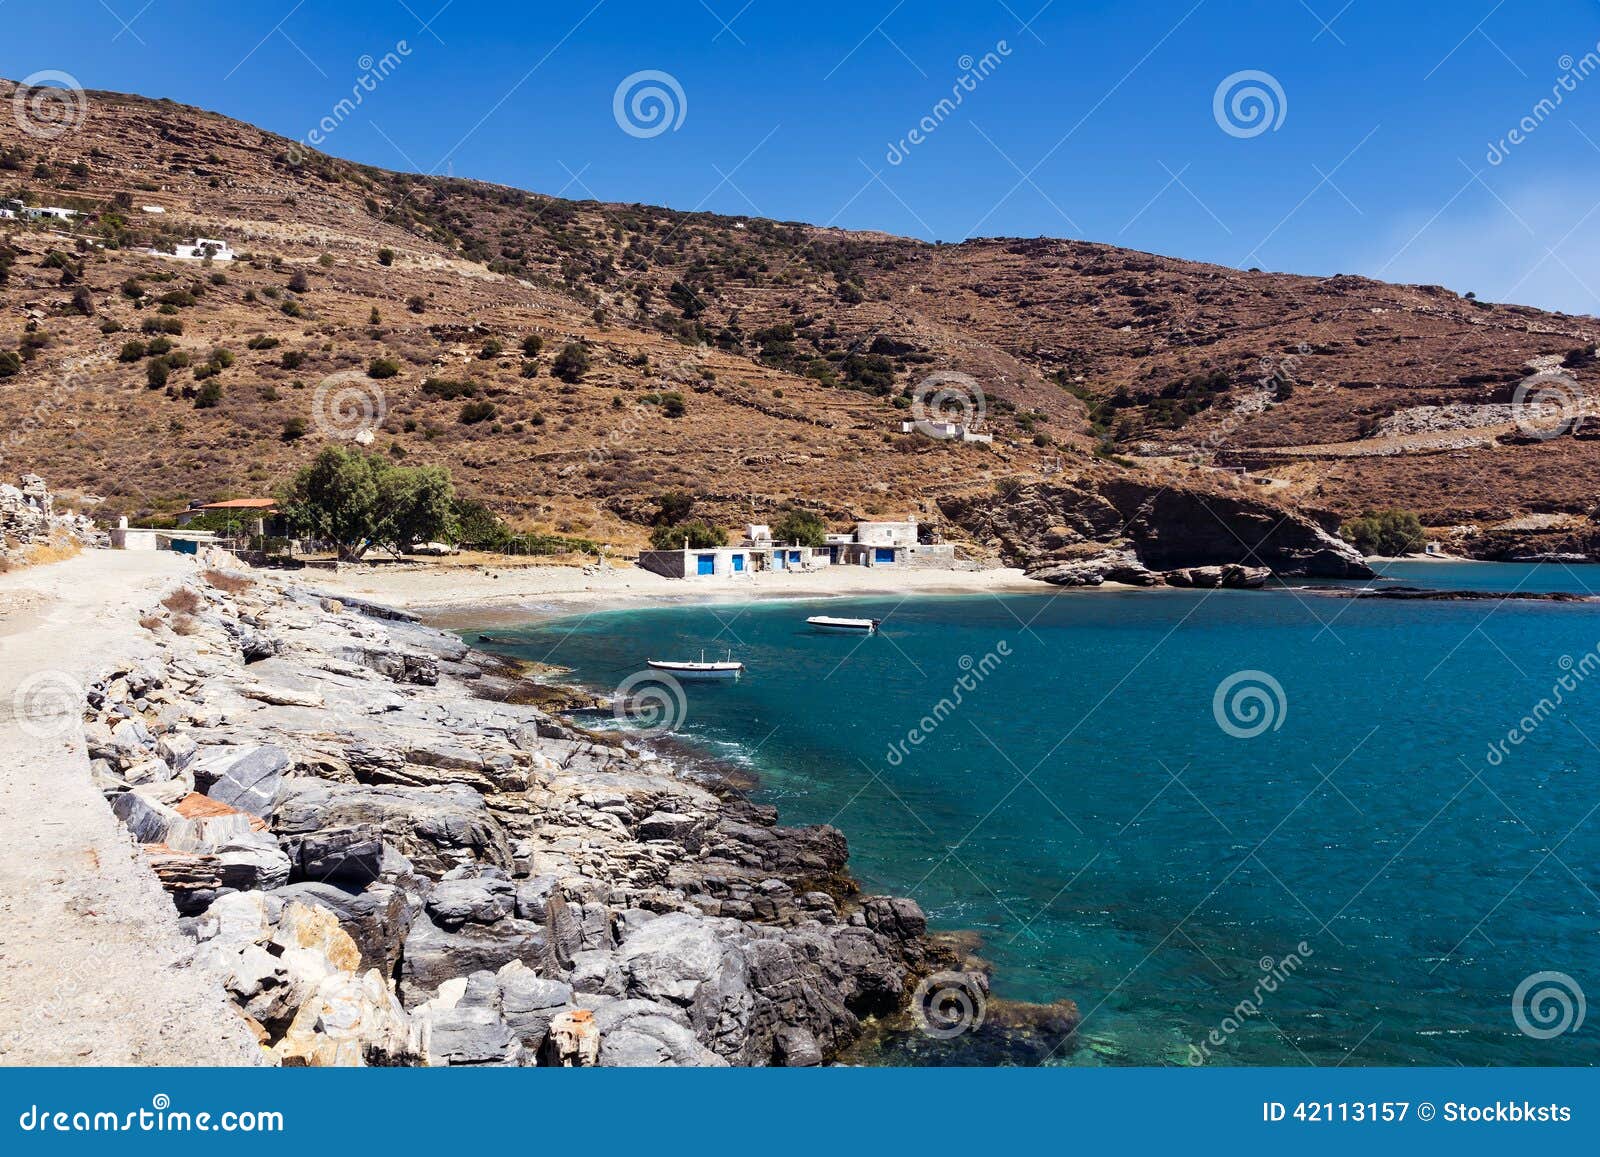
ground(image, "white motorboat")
xmin=806 ymin=615 xmax=880 ymax=635
xmin=646 ymin=650 xmax=744 ymax=680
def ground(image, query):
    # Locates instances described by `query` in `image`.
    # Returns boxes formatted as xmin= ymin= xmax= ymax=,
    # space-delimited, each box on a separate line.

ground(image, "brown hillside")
xmin=1 ymin=79 xmax=1596 ymax=562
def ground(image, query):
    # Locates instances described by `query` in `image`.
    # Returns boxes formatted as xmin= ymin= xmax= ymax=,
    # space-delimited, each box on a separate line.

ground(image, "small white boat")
xmin=646 ymin=650 xmax=744 ymax=680
xmin=806 ymin=615 xmax=880 ymax=635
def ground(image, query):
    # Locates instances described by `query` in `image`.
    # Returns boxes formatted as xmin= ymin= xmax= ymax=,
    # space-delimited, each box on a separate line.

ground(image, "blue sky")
xmin=7 ymin=0 xmax=1600 ymax=313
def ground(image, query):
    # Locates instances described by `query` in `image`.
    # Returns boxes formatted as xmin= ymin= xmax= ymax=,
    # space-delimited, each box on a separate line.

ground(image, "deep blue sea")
xmin=476 ymin=561 xmax=1600 ymax=1066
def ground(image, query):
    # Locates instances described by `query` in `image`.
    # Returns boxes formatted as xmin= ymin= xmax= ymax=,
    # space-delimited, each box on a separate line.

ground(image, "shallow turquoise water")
xmin=479 ymin=570 xmax=1600 ymax=1066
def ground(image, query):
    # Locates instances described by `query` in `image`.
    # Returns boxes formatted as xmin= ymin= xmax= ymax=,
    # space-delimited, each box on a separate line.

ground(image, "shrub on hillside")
xmin=368 ymin=357 xmax=400 ymax=379
xmin=551 ymin=342 xmax=589 ymax=383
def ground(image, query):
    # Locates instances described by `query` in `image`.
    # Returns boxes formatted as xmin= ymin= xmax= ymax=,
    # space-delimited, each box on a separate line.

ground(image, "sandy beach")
xmin=304 ymin=557 xmax=1052 ymax=628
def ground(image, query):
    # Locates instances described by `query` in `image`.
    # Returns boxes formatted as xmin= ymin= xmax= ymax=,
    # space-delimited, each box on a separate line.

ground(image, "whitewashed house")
xmin=21 ymin=205 xmax=79 ymax=222
xmin=173 ymin=237 xmax=235 ymax=261
xmin=899 ymin=419 xmax=993 ymax=444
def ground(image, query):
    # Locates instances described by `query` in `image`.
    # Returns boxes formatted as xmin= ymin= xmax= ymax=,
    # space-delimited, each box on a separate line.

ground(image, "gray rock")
xmin=273 ymin=780 xmax=513 ymax=876
xmin=157 ymin=733 xmax=199 ymax=774
xmin=400 ymin=914 xmax=547 ymax=1006
xmin=773 ymin=1025 xmax=823 ymax=1067
xmin=296 ymin=825 xmax=383 ymax=887
xmin=587 ymin=998 xmax=727 ymax=1067
xmin=194 ymin=745 xmax=289 ymax=818
xmin=214 ymin=830 xmax=292 ymax=891
xmin=568 ymin=950 xmax=625 ymax=996
xmin=122 ymin=757 xmax=175 ymax=787
xmin=638 ymin=811 xmax=703 ymax=851
xmin=270 ymin=881 xmax=415 ymax=976
xmin=426 ymin=877 xmax=515 ymax=930
xmin=496 ymin=966 xmax=572 ymax=1051
xmin=427 ymin=1006 xmax=520 ymax=1066
xmin=111 ymin=791 xmax=182 ymax=845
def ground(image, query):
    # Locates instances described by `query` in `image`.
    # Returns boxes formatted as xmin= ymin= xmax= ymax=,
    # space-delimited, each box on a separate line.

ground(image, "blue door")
xmin=874 ymin=547 xmax=895 ymax=564
xmin=772 ymin=552 xmax=785 ymax=570
xmin=696 ymin=554 xmax=716 ymax=575
xmin=732 ymin=554 xmax=745 ymax=573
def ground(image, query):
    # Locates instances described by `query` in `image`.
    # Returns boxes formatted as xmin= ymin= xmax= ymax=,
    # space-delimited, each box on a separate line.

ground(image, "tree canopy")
xmin=649 ymin=520 xmax=726 ymax=550
xmin=771 ymin=508 xmax=828 ymax=547
xmin=281 ymin=446 xmax=455 ymax=560
xmin=1342 ymin=510 xmax=1426 ymax=557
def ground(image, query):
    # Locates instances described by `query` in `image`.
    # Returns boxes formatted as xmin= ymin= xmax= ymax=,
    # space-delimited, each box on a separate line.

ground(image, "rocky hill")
xmin=2 ymin=78 xmax=1596 ymax=568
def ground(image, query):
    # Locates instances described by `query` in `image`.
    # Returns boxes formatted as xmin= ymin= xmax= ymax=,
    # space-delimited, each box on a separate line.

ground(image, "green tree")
xmin=1342 ymin=510 xmax=1426 ymax=557
xmin=552 ymin=342 xmax=590 ymax=383
xmin=649 ymin=521 xmax=727 ymax=550
xmin=453 ymin=496 xmax=510 ymax=550
xmin=652 ymin=492 xmax=695 ymax=526
xmin=281 ymin=446 xmax=456 ymax=561
xmin=772 ymin=508 xmax=828 ymax=547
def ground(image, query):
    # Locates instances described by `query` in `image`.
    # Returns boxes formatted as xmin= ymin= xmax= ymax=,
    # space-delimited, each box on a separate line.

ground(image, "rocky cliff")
xmin=81 ymin=564 xmax=983 ymax=1066
xmin=942 ymin=476 xmax=1372 ymax=586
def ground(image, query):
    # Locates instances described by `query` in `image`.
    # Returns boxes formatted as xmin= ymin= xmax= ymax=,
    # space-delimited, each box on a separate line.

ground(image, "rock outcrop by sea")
xmin=942 ymin=478 xmax=1373 ymax=586
xmin=80 ymin=564 xmax=956 ymax=1066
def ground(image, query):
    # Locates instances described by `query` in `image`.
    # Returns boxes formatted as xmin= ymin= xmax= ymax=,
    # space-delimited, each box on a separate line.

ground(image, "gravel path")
xmin=0 ymin=551 xmax=262 ymax=1065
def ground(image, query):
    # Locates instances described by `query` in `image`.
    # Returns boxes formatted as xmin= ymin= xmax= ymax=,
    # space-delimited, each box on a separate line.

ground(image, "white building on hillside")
xmin=173 ymin=238 xmax=235 ymax=261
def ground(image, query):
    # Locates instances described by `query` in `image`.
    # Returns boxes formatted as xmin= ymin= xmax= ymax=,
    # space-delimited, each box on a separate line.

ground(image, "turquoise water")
xmin=478 ymin=568 xmax=1600 ymax=1066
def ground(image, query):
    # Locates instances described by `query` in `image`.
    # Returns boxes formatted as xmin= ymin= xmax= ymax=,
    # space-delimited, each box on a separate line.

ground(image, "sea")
xmin=471 ymin=561 xmax=1600 ymax=1066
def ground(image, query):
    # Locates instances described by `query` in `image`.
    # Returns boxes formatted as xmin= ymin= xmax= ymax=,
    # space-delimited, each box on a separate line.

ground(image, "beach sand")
xmin=304 ymin=557 xmax=1050 ymax=628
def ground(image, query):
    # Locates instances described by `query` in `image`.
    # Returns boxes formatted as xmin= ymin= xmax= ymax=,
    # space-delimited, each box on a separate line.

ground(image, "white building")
xmin=21 ymin=205 xmax=79 ymax=222
xmin=900 ymin=420 xmax=993 ymax=444
xmin=173 ymin=238 xmax=235 ymax=261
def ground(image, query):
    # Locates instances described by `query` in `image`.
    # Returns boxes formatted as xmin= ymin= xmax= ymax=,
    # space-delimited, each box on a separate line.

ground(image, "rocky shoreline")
xmin=78 ymin=561 xmax=983 ymax=1066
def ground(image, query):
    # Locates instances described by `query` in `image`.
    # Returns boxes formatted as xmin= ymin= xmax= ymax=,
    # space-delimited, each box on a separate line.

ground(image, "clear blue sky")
xmin=7 ymin=0 xmax=1600 ymax=313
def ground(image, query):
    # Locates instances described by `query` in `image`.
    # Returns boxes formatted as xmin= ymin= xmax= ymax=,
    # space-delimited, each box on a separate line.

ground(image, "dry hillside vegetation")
xmin=2 ymin=79 xmax=1597 ymax=559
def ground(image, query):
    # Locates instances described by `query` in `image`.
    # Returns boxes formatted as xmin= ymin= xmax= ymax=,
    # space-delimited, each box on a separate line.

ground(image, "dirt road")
xmin=0 ymin=551 xmax=261 ymax=1065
